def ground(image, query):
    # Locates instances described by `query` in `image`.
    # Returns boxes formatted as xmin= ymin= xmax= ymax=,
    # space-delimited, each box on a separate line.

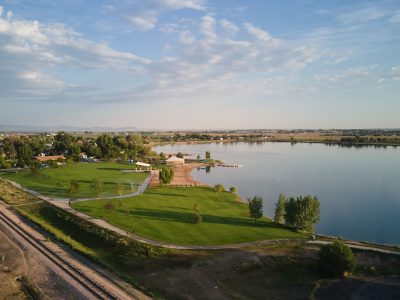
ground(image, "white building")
xmin=166 ymin=156 xmax=185 ymax=165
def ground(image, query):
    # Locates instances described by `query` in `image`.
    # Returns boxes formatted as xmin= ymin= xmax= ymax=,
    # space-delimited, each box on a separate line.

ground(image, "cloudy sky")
xmin=0 ymin=0 xmax=399 ymax=129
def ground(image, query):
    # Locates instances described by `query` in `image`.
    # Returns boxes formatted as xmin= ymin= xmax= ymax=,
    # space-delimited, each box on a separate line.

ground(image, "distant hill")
xmin=0 ymin=125 xmax=140 ymax=133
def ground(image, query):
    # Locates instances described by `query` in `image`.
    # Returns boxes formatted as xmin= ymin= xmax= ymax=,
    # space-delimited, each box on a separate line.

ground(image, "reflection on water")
xmin=154 ymin=142 xmax=400 ymax=245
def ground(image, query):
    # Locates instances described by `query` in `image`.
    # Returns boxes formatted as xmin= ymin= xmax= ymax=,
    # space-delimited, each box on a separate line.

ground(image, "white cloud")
xmin=200 ymin=15 xmax=217 ymax=40
xmin=0 ymin=7 xmax=149 ymax=100
xmin=389 ymin=10 xmax=400 ymax=23
xmin=220 ymin=19 xmax=239 ymax=36
xmin=337 ymin=7 xmax=388 ymax=24
xmin=125 ymin=0 xmax=205 ymax=30
xmin=244 ymin=22 xmax=272 ymax=42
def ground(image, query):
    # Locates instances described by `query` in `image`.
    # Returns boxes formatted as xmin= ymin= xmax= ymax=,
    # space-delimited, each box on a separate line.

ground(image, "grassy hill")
xmin=72 ymin=186 xmax=304 ymax=246
xmin=0 ymin=162 xmax=148 ymax=198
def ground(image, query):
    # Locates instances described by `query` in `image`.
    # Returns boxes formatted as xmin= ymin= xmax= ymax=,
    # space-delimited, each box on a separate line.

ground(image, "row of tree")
xmin=0 ymin=132 xmax=152 ymax=168
xmin=274 ymin=193 xmax=320 ymax=232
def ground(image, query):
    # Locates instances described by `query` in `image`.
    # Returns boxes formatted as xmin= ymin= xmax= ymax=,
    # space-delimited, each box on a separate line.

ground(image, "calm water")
xmin=154 ymin=142 xmax=400 ymax=245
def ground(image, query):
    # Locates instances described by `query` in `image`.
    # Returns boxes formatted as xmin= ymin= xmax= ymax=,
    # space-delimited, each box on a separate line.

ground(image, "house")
xmin=166 ymin=156 xmax=185 ymax=165
xmin=35 ymin=155 xmax=66 ymax=162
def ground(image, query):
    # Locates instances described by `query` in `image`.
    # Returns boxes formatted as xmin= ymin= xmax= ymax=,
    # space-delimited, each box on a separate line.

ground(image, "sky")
xmin=0 ymin=0 xmax=399 ymax=130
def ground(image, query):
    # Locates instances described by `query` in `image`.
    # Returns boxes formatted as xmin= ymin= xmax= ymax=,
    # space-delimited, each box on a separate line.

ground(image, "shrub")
xmin=318 ymin=241 xmax=356 ymax=277
xmin=159 ymin=166 xmax=174 ymax=184
xmin=194 ymin=212 xmax=202 ymax=224
xmin=229 ymin=186 xmax=237 ymax=193
xmin=214 ymin=183 xmax=225 ymax=192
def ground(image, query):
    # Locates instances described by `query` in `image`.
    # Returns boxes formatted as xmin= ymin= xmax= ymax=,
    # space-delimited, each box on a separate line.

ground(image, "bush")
xmin=214 ymin=183 xmax=225 ymax=192
xmin=159 ymin=166 xmax=174 ymax=184
xmin=229 ymin=186 xmax=237 ymax=193
xmin=194 ymin=212 xmax=202 ymax=224
xmin=318 ymin=241 xmax=356 ymax=277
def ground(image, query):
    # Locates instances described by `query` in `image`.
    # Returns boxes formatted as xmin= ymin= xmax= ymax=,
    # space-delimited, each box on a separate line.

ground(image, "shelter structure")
xmin=166 ymin=156 xmax=185 ymax=165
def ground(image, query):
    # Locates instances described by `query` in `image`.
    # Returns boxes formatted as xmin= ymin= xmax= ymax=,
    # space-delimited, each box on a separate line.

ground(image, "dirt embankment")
xmin=150 ymin=163 xmax=206 ymax=187
xmin=0 ymin=226 xmax=84 ymax=300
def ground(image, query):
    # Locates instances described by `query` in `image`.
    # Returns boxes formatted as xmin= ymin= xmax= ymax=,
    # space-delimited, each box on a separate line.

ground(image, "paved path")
xmin=3 ymin=172 xmax=153 ymax=203
xmin=3 ymin=177 xmax=400 ymax=254
xmin=307 ymin=240 xmax=400 ymax=256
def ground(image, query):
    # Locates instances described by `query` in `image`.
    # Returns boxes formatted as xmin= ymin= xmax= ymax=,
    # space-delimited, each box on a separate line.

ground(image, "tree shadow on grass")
xmin=96 ymin=167 xmax=127 ymax=171
xmin=145 ymin=192 xmax=189 ymax=198
xmin=115 ymin=208 xmax=285 ymax=229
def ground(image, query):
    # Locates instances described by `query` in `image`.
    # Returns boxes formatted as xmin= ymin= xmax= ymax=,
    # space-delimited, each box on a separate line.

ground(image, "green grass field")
xmin=0 ymin=162 xmax=148 ymax=198
xmin=72 ymin=186 xmax=304 ymax=245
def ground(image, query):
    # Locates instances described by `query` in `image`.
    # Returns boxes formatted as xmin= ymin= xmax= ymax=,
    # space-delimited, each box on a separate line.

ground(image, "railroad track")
xmin=0 ymin=210 xmax=119 ymax=300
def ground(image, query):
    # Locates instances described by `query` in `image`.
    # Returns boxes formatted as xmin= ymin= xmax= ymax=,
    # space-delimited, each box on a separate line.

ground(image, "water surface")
xmin=154 ymin=142 xmax=400 ymax=245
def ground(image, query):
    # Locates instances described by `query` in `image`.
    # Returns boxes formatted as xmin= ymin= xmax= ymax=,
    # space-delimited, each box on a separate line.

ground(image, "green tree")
xmin=54 ymin=131 xmax=75 ymax=153
xmin=115 ymin=182 xmax=124 ymax=196
xmin=90 ymin=178 xmax=103 ymax=197
xmin=16 ymin=143 xmax=33 ymax=167
xmin=284 ymin=195 xmax=320 ymax=232
xmin=69 ymin=144 xmax=81 ymax=162
xmin=229 ymin=186 xmax=237 ymax=193
xmin=248 ymin=196 xmax=263 ymax=224
xmin=205 ymin=151 xmax=211 ymax=159
xmin=69 ymin=180 xmax=80 ymax=198
xmin=274 ymin=193 xmax=287 ymax=224
xmin=159 ymin=166 xmax=174 ymax=184
xmin=104 ymin=201 xmax=115 ymax=214
xmin=318 ymin=241 xmax=356 ymax=277
xmin=193 ymin=202 xmax=202 ymax=224
xmin=176 ymin=152 xmax=184 ymax=158
xmin=296 ymin=195 xmax=320 ymax=232
xmin=159 ymin=152 xmax=166 ymax=160
xmin=96 ymin=133 xmax=114 ymax=158
xmin=30 ymin=166 xmax=40 ymax=177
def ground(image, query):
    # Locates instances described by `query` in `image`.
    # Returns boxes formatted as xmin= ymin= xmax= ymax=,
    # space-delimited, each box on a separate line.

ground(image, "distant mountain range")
xmin=0 ymin=125 xmax=140 ymax=132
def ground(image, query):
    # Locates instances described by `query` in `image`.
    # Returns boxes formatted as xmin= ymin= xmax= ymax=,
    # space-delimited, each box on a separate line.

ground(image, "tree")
xmin=69 ymin=180 xmax=79 ymax=198
xmin=30 ymin=166 xmax=40 ymax=177
xmin=229 ymin=186 xmax=237 ymax=193
xmin=318 ymin=241 xmax=356 ymax=277
xmin=248 ymin=196 xmax=263 ymax=224
xmin=159 ymin=166 xmax=174 ymax=184
xmin=176 ymin=152 xmax=184 ymax=158
xmin=115 ymin=182 xmax=124 ymax=196
xmin=104 ymin=201 xmax=115 ymax=214
xmin=205 ymin=151 xmax=211 ymax=159
xmin=16 ymin=143 xmax=33 ymax=167
xmin=193 ymin=202 xmax=202 ymax=224
xmin=196 ymin=155 xmax=201 ymax=160
xmin=69 ymin=144 xmax=81 ymax=162
xmin=274 ymin=193 xmax=287 ymax=224
xmin=159 ymin=152 xmax=166 ymax=160
xmin=54 ymin=131 xmax=75 ymax=153
xmin=96 ymin=133 xmax=114 ymax=158
xmin=284 ymin=195 xmax=320 ymax=232
xmin=90 ymin=178 xmax=103 ymax=197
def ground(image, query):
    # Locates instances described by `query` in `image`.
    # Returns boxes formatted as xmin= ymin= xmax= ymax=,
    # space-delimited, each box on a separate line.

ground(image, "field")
xmin=72 ymin=186 xmax=304 ymax=245
xmin=0 ymin=162 xmax=148 ymax=198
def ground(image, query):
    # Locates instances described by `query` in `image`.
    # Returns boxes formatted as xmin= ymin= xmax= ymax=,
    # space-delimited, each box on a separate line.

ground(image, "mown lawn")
xmin=72 ymin=186 xmax=304 ymax=245
xmin=0 ymin=162 xmax=148 ymax=198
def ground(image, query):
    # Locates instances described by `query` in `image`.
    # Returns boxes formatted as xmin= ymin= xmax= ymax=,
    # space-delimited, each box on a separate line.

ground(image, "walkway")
xmin=4 ymin=172 xmax=153 ymax=204
xmin=3 ymin=178 xmax=400 ymax=254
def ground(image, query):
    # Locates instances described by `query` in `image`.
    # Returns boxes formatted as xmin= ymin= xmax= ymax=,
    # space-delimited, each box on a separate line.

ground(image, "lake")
xmin=154 ymin=142 xmax=400 ymax=245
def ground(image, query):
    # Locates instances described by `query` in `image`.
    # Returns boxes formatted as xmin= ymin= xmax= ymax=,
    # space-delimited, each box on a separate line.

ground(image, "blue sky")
xmin=0 ymin=0 xmax=399 ymax=129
